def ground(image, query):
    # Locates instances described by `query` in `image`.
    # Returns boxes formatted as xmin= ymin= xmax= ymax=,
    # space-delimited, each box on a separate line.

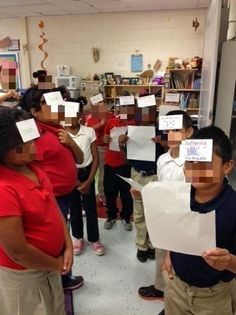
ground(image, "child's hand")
xmin=130 ymin=188 xmax=142 ymax=199
xmin=57 ymin=130 xmax=73 ymax=147
xmin=118 ymin=134 xmax=129 ymax=145
xmin=161 ymin=253 xmax=173 ymax=279
xmin=62 ymin=247 xmax=74 ymax=275
xmin=77 ymin=180 xmax=91 ymax=194
xmin=202 ymin=248 xmax=232 ymax=271
xmin=103 ymin=134 xmax=111 ymax=143
xmin=56 ymin=255 xmax=65 ymax=273
xmin=152 ymin=135 xmax=161 ymax=143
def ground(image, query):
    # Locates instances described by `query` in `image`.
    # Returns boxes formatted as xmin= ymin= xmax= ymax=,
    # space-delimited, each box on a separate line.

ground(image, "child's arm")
xmin=57 ymin=129 xmax=84 ymax=164
xmin=161 ymin=251 xmax=174 ymax=279
xmin=0 ymin=216 xmax=63 ymax=272
xmin=130 ymin=188 xmax=142 ymax=199
xmin=57 ymin=210 xmax=73 ymax=275
xmin=77 ymin=141 xmax=99 ymax=194
xmin=202 ymin=248 xmax=236 ymax=273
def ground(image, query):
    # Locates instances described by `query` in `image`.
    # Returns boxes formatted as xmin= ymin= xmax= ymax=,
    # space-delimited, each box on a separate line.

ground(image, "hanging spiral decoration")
xmin=38 ymin=20 xmax=48 ymax=71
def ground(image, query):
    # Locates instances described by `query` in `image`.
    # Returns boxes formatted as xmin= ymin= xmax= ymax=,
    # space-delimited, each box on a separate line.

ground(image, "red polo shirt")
xmin=35 ymin=121 xmax=77 ymax=196
xmin=104 ymin=117 xmax=135 ymax=167
xmin=87 ymin=112 xmax=114 ymax=146
xmin=0 ymin=164 xmax=65 ymax=270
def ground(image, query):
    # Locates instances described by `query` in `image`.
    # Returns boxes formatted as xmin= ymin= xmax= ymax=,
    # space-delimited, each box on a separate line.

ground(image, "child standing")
xmin=103 ymin=112 xmax=134 ymax=231
xmin=19 ymin=86 xmax=84 ymax=291
xmin=162 ymin=126 xmax=236 ymax=315
xmin=65 ymin=113 xmax=105 ymax=256
xmin=137 ymin=110 xmax=194 ymax=315
xmin=0 ymin=108 xmax=69 ymax=315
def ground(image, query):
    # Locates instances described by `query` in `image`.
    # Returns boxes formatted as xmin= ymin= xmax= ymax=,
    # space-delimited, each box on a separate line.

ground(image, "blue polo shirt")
xmin=170 ymin=179 xmax=236 ymax=288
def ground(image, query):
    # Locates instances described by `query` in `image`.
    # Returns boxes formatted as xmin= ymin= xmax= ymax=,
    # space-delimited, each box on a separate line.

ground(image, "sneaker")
xmin=138 ymin=285 xmax=164 ymax=300
xmin=122 ymin=219 xmax=133 ymax=231
xmin=62 ymin=275 xmax=84 ymax=291
xmin=104 ymin=218 xmax=116 ymax=230
xmin=147 ymin=248 xmax=155 ymax=260
xmin=137 ymin=249 xmax=148 ymax=263
xmin=92 ymin=241 xmax=105 ymax=256
xmin=73 ymin=238 xmax=85 ymax=255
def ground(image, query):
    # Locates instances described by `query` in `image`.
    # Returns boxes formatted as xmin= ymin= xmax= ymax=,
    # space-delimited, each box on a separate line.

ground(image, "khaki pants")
xmin=164 ymin=272 xmax=233 ymax=315
xmin=131 ymin=167 xmax=157 ymax=251
xmin=154 ymin=248 xmax=167 ymax=291
xmin=0 ymin=268 xmax=66 ymax=315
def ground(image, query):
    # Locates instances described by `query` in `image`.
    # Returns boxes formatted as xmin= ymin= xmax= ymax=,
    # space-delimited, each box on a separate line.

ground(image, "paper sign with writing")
xmin=90 ymin=93 xmax=104 ymax=105
xmin=159 ymin=114 xmax=183 ymax=130
xmin=165 ymin=93 xmax=180 ymax=103
xmin=119 ymin=95 xmax=135 ymax=106
xmin=16 ymin=118 xmax=40 ymax=143
xmin=64 ymin=101 xmax=80 ymax=117
xmin=44 ymin=91 xmax=64 ymax=107
xmin=180 ymin=139 xmax=213 ymax=162
xmin=137 ymin=95 xmax=156 ymax=108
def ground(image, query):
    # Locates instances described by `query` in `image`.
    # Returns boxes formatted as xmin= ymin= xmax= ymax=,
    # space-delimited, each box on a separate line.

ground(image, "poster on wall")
xmin=131 ymin=54 xmax=143 ymax=72
xmin=0 ymin=52 xmax=21 ymax=89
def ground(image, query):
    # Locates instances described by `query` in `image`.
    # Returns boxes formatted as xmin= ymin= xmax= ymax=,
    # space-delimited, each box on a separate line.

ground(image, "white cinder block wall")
xmin=0 ymin=9 xmax=207 ymax=88
xmin=27 ymin=9 xmax=206 ymax=83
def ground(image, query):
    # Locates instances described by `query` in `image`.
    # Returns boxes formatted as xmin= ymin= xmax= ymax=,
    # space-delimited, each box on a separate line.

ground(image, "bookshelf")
xmin=103 ymin=84 xmax=164 ymax=107
xmin=164 ymin=69 xmax=201 ymax=111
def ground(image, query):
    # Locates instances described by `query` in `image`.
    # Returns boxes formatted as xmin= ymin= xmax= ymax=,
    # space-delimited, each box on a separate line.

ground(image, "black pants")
xmin=69 ymin=165 xmax=99 ymax=243
xmin=103 ymin=164 xmax=133 ymax=221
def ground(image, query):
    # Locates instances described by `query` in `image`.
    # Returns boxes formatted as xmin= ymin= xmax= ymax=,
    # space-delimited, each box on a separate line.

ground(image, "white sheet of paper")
xmin=90 ymin=93 xmax=103 ymax=105
xmin=116 ymin=175 xmax=143 ymax=191
xmin=142 ymin=181 xmax=216 ymax=256
xmin=159 ymin=114 xmax=183 ymax=130
xmin=109 ymin=126 xmax=128 ymax=152
xmin=180 ymin=139 xmax=213 ymax=162
xmin=165 ymin=93 xmax=180 ymax=103
xmin=127 ymin=126 xmax=156 ymax=161
xmin=137 ymin=95 xmax=156 ymax=108
xmin=119 ymin=96 xmax=135 ymax=106
xmin=44 ymin=91 xmax=64 ymax=111
xmin=16 ymin=118 xmax=40 ymax=143
xmin=64 ymin=101 xmax=80 ymax=117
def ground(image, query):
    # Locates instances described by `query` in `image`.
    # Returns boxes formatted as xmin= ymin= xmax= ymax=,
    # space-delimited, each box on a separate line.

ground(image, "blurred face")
xmin=119 ymin=105 xmax=135 ymax=121
xmin=184 ymin=153 xmax=234 ymax=189
xmin=4 ymin=141 xmax=36 ymax=166
xmin=161 ymin=127 xmax=193 ymax=148
xmin=91 ymin=102 xmax=108 ymax=119
xmin=32 ymin=97 xmax=65 ymax=124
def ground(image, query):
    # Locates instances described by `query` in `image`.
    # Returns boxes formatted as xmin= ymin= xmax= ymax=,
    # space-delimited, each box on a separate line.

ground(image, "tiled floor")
xmin=72 ymin=219 xmax=164 ymax=315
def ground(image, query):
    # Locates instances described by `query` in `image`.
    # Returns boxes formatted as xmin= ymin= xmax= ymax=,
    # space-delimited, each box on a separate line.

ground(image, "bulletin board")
xmin=0 ymin=52 xmax=21 ymax=89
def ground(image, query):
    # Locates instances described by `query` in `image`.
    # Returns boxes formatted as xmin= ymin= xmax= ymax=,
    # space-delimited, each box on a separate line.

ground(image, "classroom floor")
xmin=72 ymin=218 xmax=164 ymax=315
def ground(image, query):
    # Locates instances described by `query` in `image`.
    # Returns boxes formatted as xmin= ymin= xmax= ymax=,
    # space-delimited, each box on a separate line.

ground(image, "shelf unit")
xmin=164 ymin=69 xmax=201 ymax=111
xmin=103 ymin=84 xmax=164 ymax=106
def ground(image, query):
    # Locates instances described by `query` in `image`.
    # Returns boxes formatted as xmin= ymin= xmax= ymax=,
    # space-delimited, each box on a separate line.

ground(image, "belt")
xmin=78 ymin=164 xmax=92 ymax=173
xmin=136 ymin=169 xmax=156 ymax=176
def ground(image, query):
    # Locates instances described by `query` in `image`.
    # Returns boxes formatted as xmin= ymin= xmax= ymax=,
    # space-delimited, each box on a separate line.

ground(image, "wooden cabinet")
xmin=164 ymin=69 xmax=201 ymax=113
xmin=103 ymin=84 xmax=164 ymax=107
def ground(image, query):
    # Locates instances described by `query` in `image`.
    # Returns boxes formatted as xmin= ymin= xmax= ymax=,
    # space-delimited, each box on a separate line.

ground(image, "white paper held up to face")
xmin=179 ymin=139 xmax=213 ymax=162
xmin=159 ymin=114 xmax=183 ymax=130
xmin=16 ymin=118 xmax=40 ymax=143
xmin=142 ymin=181 xmax=216 ymax=256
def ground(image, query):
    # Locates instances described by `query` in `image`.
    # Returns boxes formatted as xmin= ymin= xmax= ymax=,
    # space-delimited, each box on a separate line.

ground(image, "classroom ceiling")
xmin=0 ymin=0 xmax=211 ymax=18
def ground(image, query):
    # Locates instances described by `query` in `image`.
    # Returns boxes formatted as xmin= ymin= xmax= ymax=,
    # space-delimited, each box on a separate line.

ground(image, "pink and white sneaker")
xmin=91 ymin=241 xmax=105 ymax=256
xmin=73 ymin=239 xmax=85 ymax=255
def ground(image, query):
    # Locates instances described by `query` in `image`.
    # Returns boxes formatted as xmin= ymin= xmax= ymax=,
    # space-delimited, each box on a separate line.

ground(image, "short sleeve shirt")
xmin=68 ymin=125 xmax=97 ymax=168
xmin=0 ymin=164 xmax=65 ymax=270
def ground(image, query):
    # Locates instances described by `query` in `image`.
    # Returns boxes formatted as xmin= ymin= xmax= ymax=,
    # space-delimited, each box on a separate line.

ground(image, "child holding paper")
xmin=162 ymin=126 xmax=236 ymax=315
xmin=137 ymin=111 xmax=194 ymax=311
xmin=103 ymin=106 xmax=135 ymax=231
xmin=0 ymin=108 xmax=68 ymax=315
